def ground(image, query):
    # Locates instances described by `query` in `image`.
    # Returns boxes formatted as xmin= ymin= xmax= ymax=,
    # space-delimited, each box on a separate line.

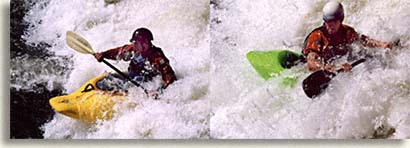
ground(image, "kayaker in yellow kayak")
xmin=303 ymin=1 xmax=394 ymax=73
xmin=93 ymin=28 xmax=177 ymax=97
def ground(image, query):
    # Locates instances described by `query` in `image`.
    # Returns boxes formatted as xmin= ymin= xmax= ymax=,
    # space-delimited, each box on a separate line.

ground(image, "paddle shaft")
xmin=100 ymin=59 xmax=148 ymax=93
xmin=336 ymin=59 xmax=366 ymax=73
xmin=302 ymin=59 xmax=366 ymax=98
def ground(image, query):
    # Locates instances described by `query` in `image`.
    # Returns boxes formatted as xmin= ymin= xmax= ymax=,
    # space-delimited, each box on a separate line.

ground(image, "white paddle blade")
xmin=66 ymin=31 xmax=95 ymax=54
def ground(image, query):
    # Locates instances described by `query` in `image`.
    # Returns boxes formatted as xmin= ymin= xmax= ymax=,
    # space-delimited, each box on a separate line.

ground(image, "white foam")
xmin=25 ymin=0 xmax=410 ymax=139
xmin=24 ymin=0 xmax=210 ymax=139
xmin=211 ymin=0 xmax=410 ymax=139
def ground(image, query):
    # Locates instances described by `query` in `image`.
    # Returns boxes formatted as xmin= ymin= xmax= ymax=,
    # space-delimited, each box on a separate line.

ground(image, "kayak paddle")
xmin=302 ymin=59 xmax=366 ymax=98
xmin=65 ymin=31 xmax=149 ymax=94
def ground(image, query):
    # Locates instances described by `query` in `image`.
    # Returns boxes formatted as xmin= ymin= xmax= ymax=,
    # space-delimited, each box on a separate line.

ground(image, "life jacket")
xmin=102 ymin=44 xmax=177 ymax=89
xmin=302 ymin=24 xmax=358 ymax=63
xmin=128 ymin=46 xmax=167 ymax=81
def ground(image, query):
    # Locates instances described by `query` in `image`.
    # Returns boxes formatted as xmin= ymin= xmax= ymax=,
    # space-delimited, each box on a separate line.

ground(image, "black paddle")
xmin=302 ymin=59 xmax=366 ymax=98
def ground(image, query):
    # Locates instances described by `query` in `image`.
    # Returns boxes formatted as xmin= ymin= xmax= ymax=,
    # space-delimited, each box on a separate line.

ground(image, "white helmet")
xmin=323 ymin=1 xmax=344 ymax=22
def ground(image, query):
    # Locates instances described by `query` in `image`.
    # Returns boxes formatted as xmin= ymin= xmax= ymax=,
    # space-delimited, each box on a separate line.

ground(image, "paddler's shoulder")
xmin=341 ymin=24 xmax=358 ymax=34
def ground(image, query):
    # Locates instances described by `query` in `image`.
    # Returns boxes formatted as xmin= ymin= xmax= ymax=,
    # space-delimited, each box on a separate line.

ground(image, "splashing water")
xmin=210 ymin=0 xmax=410 ymax=139
xmin=22 ymin=0 xmax=209 ymax=139
xmin=17 ymin=0 xmax=410 ymax=139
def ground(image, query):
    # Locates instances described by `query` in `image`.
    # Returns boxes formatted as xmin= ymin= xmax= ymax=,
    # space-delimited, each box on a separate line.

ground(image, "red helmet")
xmin=129 ymin=28 xmax=153 ymax=42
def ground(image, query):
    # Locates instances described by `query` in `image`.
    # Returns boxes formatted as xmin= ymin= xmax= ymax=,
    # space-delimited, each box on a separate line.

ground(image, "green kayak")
xmin=246 ymin=49 xmax=304 ymax=87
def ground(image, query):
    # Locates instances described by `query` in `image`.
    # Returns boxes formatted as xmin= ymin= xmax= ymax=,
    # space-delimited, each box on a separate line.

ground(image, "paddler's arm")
xmin=359 ymin=34 xmax=393 ymax=49
xmin=152 ymin=54 xmax=177 ymax=90
xmin=306 ymin=52 xmax=352 ymax=72
xmin=307 ymin=52 xmax=332 ymax=72
xmin=146 ymin=55 xmax=176 ymax=99
xmin=94 ymin=44 xmax=134 ymax=62
xmin=158 ymin=59 xmax=177 ymax=89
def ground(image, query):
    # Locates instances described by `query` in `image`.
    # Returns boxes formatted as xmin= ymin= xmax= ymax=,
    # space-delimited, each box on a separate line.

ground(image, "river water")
xmin=12 ymin=0 xmax=210 ymax=139
xmin=10 ymin=0 xmax=410 ymax=139
xmin=210 ymin=0 xmax=410 ymax=139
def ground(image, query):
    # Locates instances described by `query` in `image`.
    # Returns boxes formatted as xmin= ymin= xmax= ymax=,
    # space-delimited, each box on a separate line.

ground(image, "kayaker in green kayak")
xmin=93 ymin=28 xmax=177 ymax=97
xmin=303 ymin=1 xmax=394 ymax=73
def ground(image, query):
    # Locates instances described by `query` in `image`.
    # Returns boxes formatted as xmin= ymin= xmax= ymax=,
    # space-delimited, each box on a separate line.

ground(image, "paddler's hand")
xmin=324 ymin=64 xmax=336 ymax=72
xmin=324 ymin=63 xmax=352 ymax=72
xmin=339 ymin=63 xmax=352 ymax=72
xmin=382 ymin=42 xmax=393 ymax=50
xmin=389 ymin=39 xmax=401 ymax=50
xmin=94 ymin=52 xmax=104 ymax=62
xmin=381 ymin=39 xmax=400 ymax=50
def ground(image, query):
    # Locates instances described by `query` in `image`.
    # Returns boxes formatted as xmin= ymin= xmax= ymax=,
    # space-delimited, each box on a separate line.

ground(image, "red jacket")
xmin=303 ymin=24 xmax=369 ymax=63
xmin=101 ymin=44 xmax=177 ymax=89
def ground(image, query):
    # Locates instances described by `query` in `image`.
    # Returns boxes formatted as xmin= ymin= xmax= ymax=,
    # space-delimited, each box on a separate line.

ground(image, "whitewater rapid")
xmin=210 ymin=0 xmax=410 ymax=139
xmin=20 ymin=0 xmax=410 ymax=139
xmin=23 ymin=0 xmax=210 ymax=139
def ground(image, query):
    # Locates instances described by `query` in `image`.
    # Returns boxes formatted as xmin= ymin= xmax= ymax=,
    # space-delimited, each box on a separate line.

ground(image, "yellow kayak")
xmin=49 ymin=73 xmax=131 ymax=123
